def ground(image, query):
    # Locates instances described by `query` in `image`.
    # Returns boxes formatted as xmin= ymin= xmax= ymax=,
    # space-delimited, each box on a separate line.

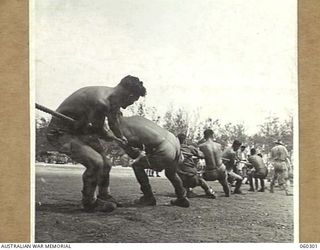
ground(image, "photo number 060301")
xmin=33 ymin=0 xmax=297 ymax=243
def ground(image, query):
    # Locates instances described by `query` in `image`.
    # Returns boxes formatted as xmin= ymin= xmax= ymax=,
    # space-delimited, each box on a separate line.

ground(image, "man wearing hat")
xmin=269 ymin=139 xmax=292 ymax=196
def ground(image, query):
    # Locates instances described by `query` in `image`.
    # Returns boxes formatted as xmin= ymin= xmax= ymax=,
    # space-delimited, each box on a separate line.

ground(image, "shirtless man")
xmin=269 ymin=139 xmax=292 ymax=196
xmin=222 ymin=140 xmax=243 ymax=194
xmin=46 ymin=75 xmax=146 ymax=212
xmin=247 ymin=148 xmax=268 ymax=192
xmin=117 ymin=115 xmax=190 ymax=207
xmin=198 ymin=129 xmax=231 ymax=197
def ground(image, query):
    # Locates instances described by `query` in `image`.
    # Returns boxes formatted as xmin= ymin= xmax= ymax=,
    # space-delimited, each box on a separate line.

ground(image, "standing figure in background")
xmin=238 ymin=145 xmax=249 ymax=183
xmin=269 ymin=139 xmax=293 ymax=196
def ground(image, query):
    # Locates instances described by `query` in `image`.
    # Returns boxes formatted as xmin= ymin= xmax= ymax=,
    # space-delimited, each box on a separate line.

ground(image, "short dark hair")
xmin=232 ymin=140 xmax=242 ymax=147
xmin=203 ymin=129 xmax=214 ymax=139
xmin=177 ymin=133 xmax=186 ymax=144
xmin=250 ymin=148 xmax=256 ymax=155
xmin=118 ymin=75 xmax=147 ymax=97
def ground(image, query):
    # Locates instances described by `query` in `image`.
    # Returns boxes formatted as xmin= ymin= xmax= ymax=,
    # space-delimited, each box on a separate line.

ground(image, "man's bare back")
xmin=199 ymin=140 xmax=223 ymax=171
xmin=119 ymin=115 xmax=170 ymax=148
xmin=116 ymin=115 xmax=189 ymax=207
xmin=198 ymin=129 xmax=230 ymax=197
xmin=54 ymin=86 xmax=114 ymax=132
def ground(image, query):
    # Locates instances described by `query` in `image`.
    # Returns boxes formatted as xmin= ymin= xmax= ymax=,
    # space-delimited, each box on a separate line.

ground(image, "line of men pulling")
xmin=177 ymin=133 xmax=293 ymax=199
xmin=45 ymin=75 xmax=292 ymax=213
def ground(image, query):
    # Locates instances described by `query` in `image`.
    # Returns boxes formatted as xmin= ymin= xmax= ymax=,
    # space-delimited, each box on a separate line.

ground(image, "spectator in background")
xmin=238 ymin=145 xmax=249 ymax=183
xmin=269 ymin=140 xmax=293 ymax=196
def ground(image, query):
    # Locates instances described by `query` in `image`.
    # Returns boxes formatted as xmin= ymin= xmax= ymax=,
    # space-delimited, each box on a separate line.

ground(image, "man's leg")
xmin=242 ymin=167 xmax=248 ymax=184
xmin=218 ymin=171 xmax=231 ymax=197
xmin=259 ymin=178 xmax=265 ymax=192
xmin=164 ymin=166 xmax=190 ymax=207
xmin=96 ymin=155 xmax=122 ymax=206
xmin=278 ymin=168 xmax=292 ymax=196
xmin=198 ymin=178 xmax=216 ymax=199
xmin=82 ymin=136 xmax=122 ymax=208
xmin=270 ymin=169 xmax=278 ymax=193
xmin=228 ymin=171 xmax=243 ymax=194
xmin=132 ymin=157 xmax=156 ymax=206
xmin=177 ymin=173 xmax=197 ymax=198
xmin=186 ymin=188 xmax=197 ymax=198
xmin=60 ymin=137 xmax=116 ymax=212
xmin=81 ymin=168 xmax=98 ymax=211
xmin=248 ymin=173 xmax=254 ymax=191
xmin=254 ymin=178 xmax=259 ymax=190
xmin=254 ymin=172 xmax=265 ymax=192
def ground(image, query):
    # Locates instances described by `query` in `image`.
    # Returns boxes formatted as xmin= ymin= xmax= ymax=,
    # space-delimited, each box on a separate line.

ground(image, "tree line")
xmin=124 ymin=100 xmax=293 ymax=152
xmin=36 ymin=101 xmax=293 ymax=162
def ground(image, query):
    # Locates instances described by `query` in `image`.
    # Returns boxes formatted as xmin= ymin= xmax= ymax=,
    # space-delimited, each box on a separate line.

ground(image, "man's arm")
xmin=190 ymin=146 xmax=205 ymax=159
xmin=106 ymin=110 xmax=127 ymax=143
xmin=100 ymin=126 xmax=123 ymax=142
xmin=99 ymin=125 xmax=140 ymax=158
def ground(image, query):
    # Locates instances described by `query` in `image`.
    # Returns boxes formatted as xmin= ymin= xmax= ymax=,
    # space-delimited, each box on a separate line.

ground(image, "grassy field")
xmin=35 ymin=164 xmax=294 ymax=243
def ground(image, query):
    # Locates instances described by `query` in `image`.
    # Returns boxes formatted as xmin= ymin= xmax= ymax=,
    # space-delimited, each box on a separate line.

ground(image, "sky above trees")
xmin=33 ymin=0 xmax=297 ymax=135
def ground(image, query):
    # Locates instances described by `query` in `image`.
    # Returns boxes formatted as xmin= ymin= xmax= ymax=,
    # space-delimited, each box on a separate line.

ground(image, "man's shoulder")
xmin=199 ymin=140 xmax=221 ymax=149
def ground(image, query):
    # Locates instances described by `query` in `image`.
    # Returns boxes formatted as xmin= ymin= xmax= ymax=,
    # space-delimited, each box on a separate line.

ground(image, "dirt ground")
xmin=35 ymin=164 xmax=294 ymax=243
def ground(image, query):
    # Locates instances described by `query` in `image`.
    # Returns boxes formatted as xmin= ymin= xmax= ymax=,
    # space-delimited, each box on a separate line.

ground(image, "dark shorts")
xmin=178 ymin=173 xmax=200 ymax=188
xmin=46 ymin=123 xmax=109 ymax=169
xmin=47 ymin=120 xmax=105 ymax=154
xmin=135 ymin=133 xmax=180 ymax=171
xmin=202 ymin=164 xmax=228 ymax=182
xmin=253 ymin=169 xmax=268 ymax=179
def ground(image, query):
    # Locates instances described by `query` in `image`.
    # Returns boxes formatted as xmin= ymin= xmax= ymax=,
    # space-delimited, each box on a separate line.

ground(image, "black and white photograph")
xmin=33 ymin=0 xmax=297 ymax=243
